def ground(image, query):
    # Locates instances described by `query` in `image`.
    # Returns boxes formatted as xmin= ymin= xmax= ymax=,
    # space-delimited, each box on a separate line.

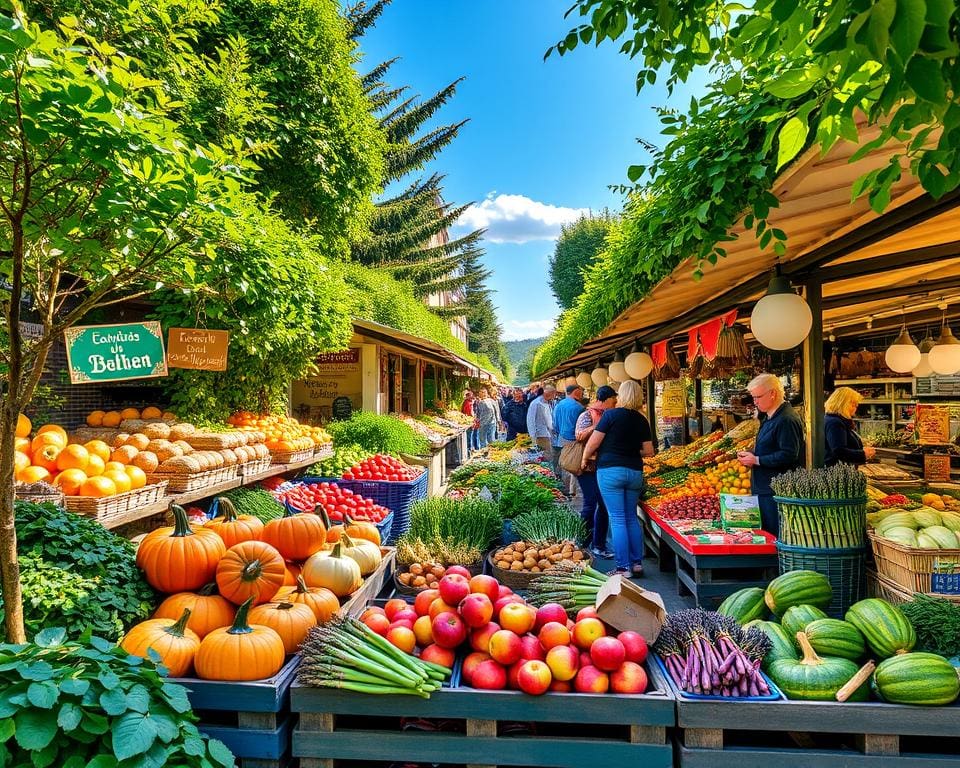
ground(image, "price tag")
xmin=924 ymin=454 xmax=952 ymax=483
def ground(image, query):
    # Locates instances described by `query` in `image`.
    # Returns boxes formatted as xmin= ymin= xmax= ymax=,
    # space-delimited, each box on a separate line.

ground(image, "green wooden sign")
xmin=64 ymin=322 xmax=168 ymax=384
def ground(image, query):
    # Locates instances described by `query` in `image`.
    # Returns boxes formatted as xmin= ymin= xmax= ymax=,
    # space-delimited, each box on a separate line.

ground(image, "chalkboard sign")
xmin=924 ymin=453 xmax=952 ymax=483
xmin=332 ymin=396 xmax=353 ymax=420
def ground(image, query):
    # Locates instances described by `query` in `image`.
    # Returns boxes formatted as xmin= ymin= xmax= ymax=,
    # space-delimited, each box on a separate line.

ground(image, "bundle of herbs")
xmin=396 ymin=537 xmax=483 ymax=568
xmin=466 ymin=471 xmax=560 ymax=519
xmin=404 ymin=496 xmax=502 ymax=551
xmin=900 ymin=594 xmax=960 ymax=658
xmin=513 ymin=507 xmax=587 ymax=545
xmin=527 ymin=562 xmax=608 ymax=609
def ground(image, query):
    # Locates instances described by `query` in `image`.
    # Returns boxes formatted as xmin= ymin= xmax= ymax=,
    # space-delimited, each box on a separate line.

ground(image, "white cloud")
xmin=456 ymin=193 xmax=589 ymax=244
xmin=501 ymin=318 xmax=555 ymax=341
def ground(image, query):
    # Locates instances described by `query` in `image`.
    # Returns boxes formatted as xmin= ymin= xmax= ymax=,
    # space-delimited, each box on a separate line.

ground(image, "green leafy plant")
xmin=513 ymin=508 xmax=588 ymax=544
xmin=327 ymin=412 xmax=430 ymax=457
xmin=549 ymin=213 xmax=616 ymax=310
xmin=0 ymin=502 xmax=155 ymax=642
xmin=220 ymin=486 xmax=284 ymax=522
xmin=403 ymin=497 xmax=503 ymax=551
xmin=0 ymin=627 xmax=234 ymax=767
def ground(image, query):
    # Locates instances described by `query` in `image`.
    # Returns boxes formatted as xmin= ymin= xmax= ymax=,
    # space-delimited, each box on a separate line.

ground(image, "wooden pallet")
xmin=291 ymin=664 xmax=675 ymax=768
xmin=676 ymin=697 xmax=960 ymax=767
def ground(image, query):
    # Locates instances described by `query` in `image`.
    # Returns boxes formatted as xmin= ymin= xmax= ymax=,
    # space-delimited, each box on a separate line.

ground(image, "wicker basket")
xmin=868 ymin=530 xmax=960 ymax=597
xmin=393 ymin=560 xmax=484 ymax=595
xmin=272 ymin=447 xmax=316 ymax=465
xmin=72 ymin=427 xmax=120 ymax=444
xmin=313 ymin=443 xmax=333 ymax=460
xmin=239 ymin=456 xmax=273 ymax=479
xmin=64 ymin=481 xmax=168 ymax=526
xmin=486 ymin=551 xmax=593 ymax=591
xmin=148 ymin=465 xmax=238 ymax=493
xmin=15 ymin=485 xmax=65 ymax=508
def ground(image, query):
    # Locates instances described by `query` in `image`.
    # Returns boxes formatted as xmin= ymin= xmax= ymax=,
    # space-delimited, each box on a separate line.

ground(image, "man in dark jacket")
xmin=502 ymin=388 xmax=530 ymax=441
xmin=736 ymin=373 xmax=805 ymax=536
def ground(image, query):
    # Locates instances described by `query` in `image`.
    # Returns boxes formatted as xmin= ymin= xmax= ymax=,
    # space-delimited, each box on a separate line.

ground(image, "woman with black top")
xmin=824 ymin=386 xmax=876 ymax=466
xmin=580 ymin=380 xmax=655 ymax=576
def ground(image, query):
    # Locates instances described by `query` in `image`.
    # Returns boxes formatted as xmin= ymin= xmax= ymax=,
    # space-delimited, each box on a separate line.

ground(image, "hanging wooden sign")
xmin=166 ymin=327 xmax=230 ymax=371
xmin=917 ymin=404 xmax=950 ymax=445
xmin=924 ymin=454 xmax=952 ymax=483
xmin=64 ymin=322 xmax=167 ymax=384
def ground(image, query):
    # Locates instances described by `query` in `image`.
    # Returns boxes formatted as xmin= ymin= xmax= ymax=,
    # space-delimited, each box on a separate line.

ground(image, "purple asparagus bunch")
xmin=654 ymin=610 xmax=772 ymax=697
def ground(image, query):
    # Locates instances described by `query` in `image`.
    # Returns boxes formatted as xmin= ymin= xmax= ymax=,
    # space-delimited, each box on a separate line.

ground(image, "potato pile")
xmin=493 ymin=540 xmax=586 ymax=573
xmin=396 ymin=562 xmax=447 ymax=590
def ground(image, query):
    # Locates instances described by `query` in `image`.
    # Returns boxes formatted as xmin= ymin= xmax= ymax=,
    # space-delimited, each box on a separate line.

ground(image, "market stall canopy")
xmin=542 ymin=120 xmax=960 ymax=377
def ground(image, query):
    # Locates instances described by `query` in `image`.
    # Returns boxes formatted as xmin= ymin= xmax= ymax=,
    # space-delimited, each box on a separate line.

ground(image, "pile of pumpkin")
xmin=121 ymin=498 xmax=385 ymax=681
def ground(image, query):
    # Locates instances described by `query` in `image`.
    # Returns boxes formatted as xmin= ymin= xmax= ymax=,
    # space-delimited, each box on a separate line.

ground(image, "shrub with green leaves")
xmin=0 ymin=502 xmax=156 ymax=641
xmin=0 ymin=627 xmax=233 ymax=767
xmin=327 ymin=411 xmax=430 ymax=457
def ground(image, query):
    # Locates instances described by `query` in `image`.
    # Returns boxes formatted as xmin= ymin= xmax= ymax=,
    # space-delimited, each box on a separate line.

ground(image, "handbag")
xmin=559 ymin=440 xmax=586 ymax=476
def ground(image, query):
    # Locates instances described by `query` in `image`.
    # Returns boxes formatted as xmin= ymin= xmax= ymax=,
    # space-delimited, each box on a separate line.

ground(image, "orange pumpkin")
xmin=316 ymin=506 xmax=344 ymax=544
xmin=248 ymin=601 xmax=316 ymax=654
xmin=283 ymin=561 xmax=301 ymax=586
xmin=216 ymin=540 xmax=286 ymax=606
xmin=153 ymin=583 xmax=236 ymax=639
xmin=136 ymin=504 xmax=226 ymax=593
xmin=343 ymin=513 xmax=381 ymax=547
xmin=120 ymin=608 xmax=200 ymax=677
xmin=261 ymin=502 xmax=326 ymax=561
xmin=194 ymin=597 xmax=285 ymax=681
xmin=205 ymin=497 xmax=264 ymax=548
xmin=274 ymin=575 xmax=339 ymax=623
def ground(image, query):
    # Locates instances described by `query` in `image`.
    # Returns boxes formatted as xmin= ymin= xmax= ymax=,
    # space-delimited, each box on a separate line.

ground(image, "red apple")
xmin=579 ymin=651 xmax=592 ymax=669
xmin=499 ymin=603 xmax=536 ymax=635
xmin=488 ymin=629 xmax=523 ymax=666
xmin=471 ymin=659 xmax=507 ymax=690
xmin=414 ymin=588 xmax=439 ymax=617
xmin=537 ymin=621 xmax=571 ymax=651
xmin=469 ymin=574 xmax=500 ymax=602
xmin=566 ymin=619 xmax=576 ymax=631
xmin=574 ymin=665 xmax=610 ymax=693
xmin=519 ymin=634 xmax=546 ymax=661
xmin=459 ymin=593 xmax=494 ymax=628
xmin=384 ymin=598 xmax=408 ymax=621
xmin=517 ymin=659 xmax=553 ymax=695
xmin=388 ymin=619 xmax=415 ymax=632
xmin=576 ymin=606 xmax=600 ymax=621
xmin=392 ymin=608 xmax=419 ymax=625
xmin=469 ymin=621 xmax=501 ymax=653
xmin=610 ymin=661 xmax=648 ymax=694
xmin=431 ymin=611 xmax=467 ymax=649
xmin=590 ymin=636 xmax=626 ymax=672
xmin=494 ymin=594 xmax=525 ymax=618
xmin=497 ymin=584 xmax=514 ymax=599
xmin=360 ymin=606 xmax=386 ymax=621
xmin=420 ymin=643 xmax=455 ymax=669
xmin=462 ymin=651 xmax=491 ymax=685
xmin=361 ymin=612 xmax=390 ymax=636
xmin=617 ymin=631 xmax=649 ymax=664
xmin=438 ymin=573 xmax=470 ymax=606
xmin=507 ymin=660 xmax=524 ymax=690
xmin=572 ymin=617 xmax=607 ymax=650
xmin=413 ymin=615 xmax=434 ymax=647
xmin=386 ymin=625 xmax=416 ymax=654
xmin=534 ymin=603 xmax=569 ymax=632
xmin=549 ymin=679 xmax=572 ymax=693
xmin=445 ymin=565 xmax=472 ymax=579
xmin=429 ymin=597 xmax=458 ymax=621
xmin=545 ymin=645 xmax=579 ymax=682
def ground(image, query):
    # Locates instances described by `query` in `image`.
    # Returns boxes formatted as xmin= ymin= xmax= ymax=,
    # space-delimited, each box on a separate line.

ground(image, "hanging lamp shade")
xmin=750 ymin=271 xmax=812 ymax=350
xmin=591 ymin=366 xmax=609 ymax=386
xmin=624 ymin=351 xmax=654 ymax=379
xmin=576 ymin=370 xmax=593 ymax=389
xmin=912 ymin=336 xmax=936 ymax=378
xmin=608 ymin=361 xmax=627 ymax=382
xmin=929 ymin=326 xmax=960 ymax=375
xmin=885 ymin=327 xmax=921 ymax=373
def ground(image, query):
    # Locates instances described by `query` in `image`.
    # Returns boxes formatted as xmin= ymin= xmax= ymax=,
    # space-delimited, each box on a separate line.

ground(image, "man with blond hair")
xmin=737 ymin=373 xmax=804 ymax=536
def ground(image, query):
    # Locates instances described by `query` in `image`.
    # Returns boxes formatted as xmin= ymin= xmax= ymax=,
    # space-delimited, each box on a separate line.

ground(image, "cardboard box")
xmin=720 ymin=493 xmax=761 ymax=530
xmin=594 ymin=576 xmax=667 ymax=643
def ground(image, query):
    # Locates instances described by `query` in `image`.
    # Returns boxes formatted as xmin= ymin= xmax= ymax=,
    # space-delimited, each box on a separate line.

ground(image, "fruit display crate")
xmin=63 ymin=480 xmax=169 ymax=526
xmin=338 ymin=547 xmax=397 ymax=619
xmin=674 ymin=697 xmax=960 ymax=767
xmin=868 ymin=530 xmax=960 ymax=595
xmin=148 ymin=464 xmax=239 ymax=493
xmin=239 ymin=455 xmax=273 ymax=479
xmin=290 ymin=663 xmax=675 ymax=768
xmin=170 ymin=654 xmax=301 ymax=768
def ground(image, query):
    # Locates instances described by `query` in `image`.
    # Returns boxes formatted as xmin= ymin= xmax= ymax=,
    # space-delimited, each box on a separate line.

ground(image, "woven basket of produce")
xmin=313 ymin=443 xmax=334 ymax=460
xmin=64 ymin=481 xmax=168 ymax=526
xmin=393 ymin=560 xmax=484 ymax=595
xmin=15 ymin=482 xmax=65 ymax=508
xmin=272 ymin=447 xmax=316 ymax=465
xmin=488 ymin=541 xmax=592 ymax=591
xmin=239 ymin=455 xmax=273 ymax=479
xmin=148 ymin=465 xmax=237 ymax=493
xmin=72 ymin=427 xmax=120 ymax=444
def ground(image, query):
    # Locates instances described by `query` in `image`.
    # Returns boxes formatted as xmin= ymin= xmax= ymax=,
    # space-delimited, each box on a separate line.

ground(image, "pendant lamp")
xmin=750 ymin=265 xmax=813 ymax=350
xmin=624 ymin=344 xmax=654 ymax=379
xmin=576 ymin=370 xmax=593 ymax=389
xmin=912 ymin=334 xmax=935 ymax=378
xmin=591 ymin=364 xmax=609 ymax=386
xmin=928 ymin=303 xmax=960 ymax=376
xmin=608 ymin=351 xmax=628 ymax=383
xmin=884 ymin=312 xmax=921 ymax=373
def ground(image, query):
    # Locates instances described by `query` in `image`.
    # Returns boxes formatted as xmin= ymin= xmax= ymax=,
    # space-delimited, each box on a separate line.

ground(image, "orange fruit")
xmin=55 ymin=468 xmax=88 ymax=496
xmin=31 ymin=431 xmax=66 ymax=453
xmin=56 ymin=444 xmax=90 ymax=472
xmin=17 ymin=466 xmax=51 ymax=484
xmin=80 ymin=475 xmax=116 ymax=498
xmin=16 ymin=414 xmax=31 ymax=438
xmin=142 ymin=406 xmax=163 ymax=419
xmin=103 ymin=461 xmax=127 ymax=474
xmin=101 ymin=411 xmax=122 ymax=428
xmin=14 ymin=451 xmax=30 ymax=474
xmin=32 ymin=444 xmax=61 ymax=472
xmin=86 ymin=410 xmax=106 ymax=427
xmin=85 ymin=454 xmax=105 ymax=477
xmin=124 ymin=465 xmax=147 ymax=489
xmin=15 ymin=437 xmax=30 ymax=453
xmin=37 ymin=424 xmax=68 ymax=444
xmin=111 ymin=445 xmax=138 ymax=465
xmin=102 ymin=469 xmax=132 ymax=494
xmin=84 ymin=440 xmax=111 ymax=463
xmin=126 ymin=433 xmax=150 ymax=451
xmin=120 ymin=407 xmax=141 ymax=421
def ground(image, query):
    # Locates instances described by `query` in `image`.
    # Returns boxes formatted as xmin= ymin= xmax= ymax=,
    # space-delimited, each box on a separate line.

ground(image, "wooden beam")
xmin=803 ymin=241 xmax=960 ymax=283
xmin=802 ymin=281 xmax=825 ymax=468
xmin=822 ymin=273 xmax=960 ymax=310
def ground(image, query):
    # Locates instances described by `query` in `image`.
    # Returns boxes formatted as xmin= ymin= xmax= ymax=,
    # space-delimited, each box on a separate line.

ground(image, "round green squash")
xmin=874 ymin=652 xmax=960 ymax=706
xmin=768 ymin=632 xmax=866 ymax=701
xmin=746 ymin=619 xmax=798 ymax=671
xmin=764 ymin=570 xmax=833 ymax=617
xmin=781 ymin=604 xmax=829 ymax=639
xmin=803 ymin=618 xmax=865 ymax=661
xmin=844 ymin=599 xmax=916 ymax=659
xmin=718 ymin=587 xmax=767 ymax=624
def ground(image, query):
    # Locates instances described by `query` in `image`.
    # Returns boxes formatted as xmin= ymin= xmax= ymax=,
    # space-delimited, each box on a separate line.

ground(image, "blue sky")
xmin=356 ymin=1 xmax=703 ymax=341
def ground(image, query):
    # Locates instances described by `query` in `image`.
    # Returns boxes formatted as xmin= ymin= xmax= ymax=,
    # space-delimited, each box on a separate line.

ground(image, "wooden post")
xmin=694 ymin=378 xmax=703 ymax=438
xmin=645 ymin=375 xmax=658 ymax=448
xmin=299 ymin=712 xmax=335 ymax=768
xmin=802 ymin=280 xmax=824 ymax=468
xmin=466 ymin=718 xmax=498 ymax=768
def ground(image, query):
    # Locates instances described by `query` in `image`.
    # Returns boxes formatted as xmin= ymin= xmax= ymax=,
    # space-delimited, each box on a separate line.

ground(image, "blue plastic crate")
xmin=652 ymin=653 xmax=784 ymax=701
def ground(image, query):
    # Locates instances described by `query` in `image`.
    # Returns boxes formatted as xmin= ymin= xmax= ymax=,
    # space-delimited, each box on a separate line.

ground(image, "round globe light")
xmin=912 ymin=337 xmax=936 ymax=378
xmin=608 ymin=361 xmax=627 ymax=382
xmin=591 ymin=367 xmax=608 ymax=386
xmin=624 ymin=351 xmax=654 ymax=379
xmin=929 ymin=327 xmax=960 ymax=375
xmin=884 ymin=328 xmax=921 ymax=373
xmin=563 ymin=376 xmax=577 ymax=389
xmin=576 ymin=371 xmax=593 ymax=389
xmin=750 ymin=275 xmax=813 ymax=350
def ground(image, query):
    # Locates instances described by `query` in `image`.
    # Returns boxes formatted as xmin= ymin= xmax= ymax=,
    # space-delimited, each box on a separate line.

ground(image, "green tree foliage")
xmin=549 ymin=213 xmax=615 ymax=310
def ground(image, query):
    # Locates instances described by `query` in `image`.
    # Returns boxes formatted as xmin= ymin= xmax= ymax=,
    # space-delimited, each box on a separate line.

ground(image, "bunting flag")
xmin=723 ymin=309 xmax=738 ymax=327
xmin=688 ymin=328 xmax=699 ymax=361
xmin=651 ymin=340 xmax=668 ymax=368
xmin=699 ymin=317 xmax=725 ymax=360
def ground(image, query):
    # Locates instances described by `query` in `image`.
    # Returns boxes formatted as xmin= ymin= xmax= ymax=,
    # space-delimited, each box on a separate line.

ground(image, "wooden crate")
xmin=171 ymin=654 xmax=301 ymax=768
xmin=291 ymin=663 xmax=675 ymax=768
xmin=338 ymin=548 xmax=396 ymax=618
xmin=675 ymin=697 xmax=960 ymax=767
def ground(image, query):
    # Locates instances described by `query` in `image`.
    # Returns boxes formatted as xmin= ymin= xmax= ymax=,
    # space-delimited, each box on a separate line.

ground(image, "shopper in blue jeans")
xmin=581 ymin=380 xmax=655 ymax=576
xmin=574 ymin=385 xmax=618 ymax=558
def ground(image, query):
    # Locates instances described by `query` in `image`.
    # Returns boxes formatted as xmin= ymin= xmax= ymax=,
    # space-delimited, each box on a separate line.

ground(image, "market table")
xmin=639 ymin=503 xmax=778 ymax=607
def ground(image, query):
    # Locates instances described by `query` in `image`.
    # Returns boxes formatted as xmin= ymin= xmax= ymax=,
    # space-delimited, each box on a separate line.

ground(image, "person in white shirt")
xmin=526 ymin=384 xmax=558 ymax=462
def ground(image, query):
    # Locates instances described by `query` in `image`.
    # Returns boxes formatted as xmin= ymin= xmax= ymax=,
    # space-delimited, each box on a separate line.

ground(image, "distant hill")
xmin=504 ymin=337 xmax=546 ymax=385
